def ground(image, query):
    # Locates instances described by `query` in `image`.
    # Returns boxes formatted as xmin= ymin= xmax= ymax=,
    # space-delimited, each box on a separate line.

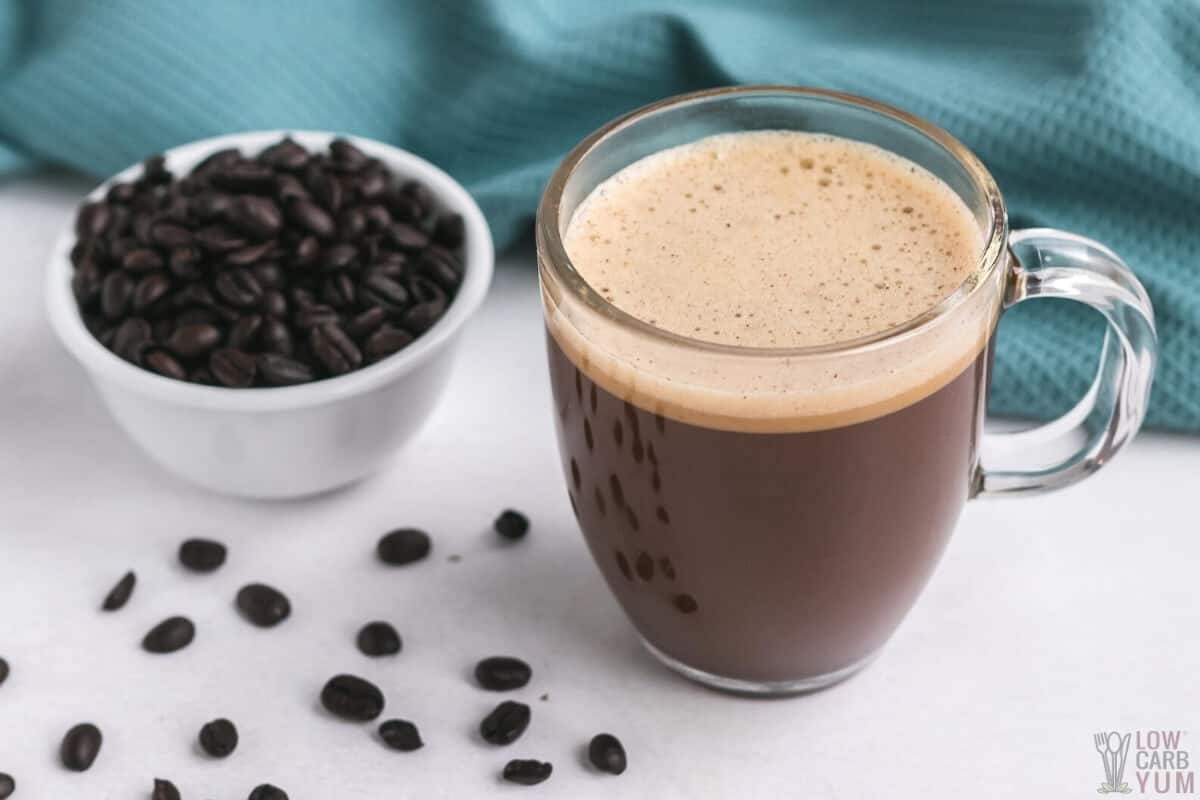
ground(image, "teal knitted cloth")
xmin=1 ymin=0 xmax=1194 ymax=430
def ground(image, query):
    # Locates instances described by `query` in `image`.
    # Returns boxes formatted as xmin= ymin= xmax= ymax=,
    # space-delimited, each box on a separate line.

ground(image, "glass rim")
xmin=536 ymin=85 xmax=1009 ymax=359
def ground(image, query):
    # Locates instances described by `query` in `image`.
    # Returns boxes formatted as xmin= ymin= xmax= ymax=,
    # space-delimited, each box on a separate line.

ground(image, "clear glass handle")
xmin=976 ymin=228 xmax=1157 ymax=497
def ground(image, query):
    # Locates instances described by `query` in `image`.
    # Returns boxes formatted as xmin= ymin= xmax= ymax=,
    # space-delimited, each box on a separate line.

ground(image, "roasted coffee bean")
xmin=378 ymin=719 xmax=423 ymax=751
xmin=76 ymin=202 xmax=112 ymax=237
xmin=61 ymin=722 xmax=103 ymax=771
xmin=494 ymin=509 xmax=530 ymax=541
xmin=275 ymin=173 xmax=309 ymax=204
xmin=150 ymin=222 xmax=193 ymax=249
xmin=385 ymin=223 xmax=429 ymax=252
xmin=153 ymin=318 xmax=176 ymax=342
xmin=195 ymin=224 xmax=248 ymax=253
xmin=166 ymin=323 xmax=221 ymax=358
xmin=363 ymin=204 xmax=391 ymax=232
xmin=101 ymin=271 xmax=133 ymax=319
xmin=152 ymin=778 xmax=181 ymax=800
xmin=385 ymin=190 xmax=422 ymax=223
xmin=214 ymin=268 xmax=264 ymax=308
xmin=401 ymin=300 xmax=445 ymax=335
xmin=293 ymin=234 xmax=320 ymax=267
xmin=143 ymin=154 xmax=171 ymax=184
xmin=321 ymin=242 xmax=358 ymax=272
xmin=258 ymin=353 xmax=313 ymax=385
xmin=211 ymin=162 xmax=276 ymax=193
xmin=259 ymin=137 xmax=308 ymax=171
xmin=72 ymin=260 xmax=103 ymax=307
xmin=417 ymin=248 xmax=463 ymax=292
xmin=199 ymin=717 xmax=239 ymax=758
xmin=193 ymin=147 xmax=241 ymax=176
xmin=293 ymin=304 xmax=339 ymax=330
xmin=143 ymin=616 xmax=195 ymax=653
xmin=229 ymin=195 xmax=283 ymax=239
xmin=190 ymin=367 xmax=216 ymax=384
xmin=305 ymin=163 xmax=342 ymax=212
xmin=112 ymin=317 xmax=152 ymax=362
xmin=259 ymin=318 xmax=294 ymax=356
xmin=359 ymin=274 xmax=409 ymax=313
xmin=0 ymin=772 xmax=13 ymax=799
xmin=344 ymin=306 xmax=386 ymax=340
xmin=320 ymin=674 xmax=385 ymax=721
xmin=122 ymin=247 xmax=164 ymax=274
xmin=236 ymin=583 xmax=291 ymax=627
xmin=401 ymin=180 xmax=435 ymax=218
xmin=261 ymin=288 xmax=288 ymax=318
xmin=225 ymin=240 xmax=276 ymax=268
xmin=179 ymin=538 xmax=227 ymax=572
xmin=145 ymin=349 xmax=187 ymax=381
xmin=480 ymin=701 xmax=531 ymax=745
xmin=210 ymin=348 xmax=257 ymax=388
xmin=102 ymin=570 xmax=136 ymax=611
xmin=226 ymin=314 xmax=263 ymax=350
xmin=337 ymin=207 xmax=367 ymax=240
xmin=588 ymin=733 xmax=627 ymax=775
xmin=175 ymin=309 xmax=216 ymax=328
xmin=168 ymin=245 xmax=204 ymax=280
xmin=288 ymin=198 xmax=336 ymax=239
xmin=172 ymin=282 xmax=215 ymax=312
xmin=132 ymin=273 xmax=171 ymax=313
xmin=376 ymin=528 xmax=431 ymax=565
xmin=248 ymin=784 xmax=289 ymax=800
xmin=356 ymin=621 xmax=402 ymax=657
xmin=330 ymin=138 xmax=369 ymax=171
xmin=0 ymin=657 xmax=8 ymax=686
xmin=108 ymin=181 xmax=137 ymax=203
xmin=475 ymin=657 xmax=532 ymax=691
xmin=502 ymin=759 xmax=552 ymax=786
xmin=310 ymin=324 xmax=362 ymax=375
xmin=433 ymin=213 xmax=465 ymax=249
xmin=357 ymin=168 xmax=388 ymax=199
xmin=190 ymin=191 xmax=231 ymax=223
xmin=251 ymin=261 xmax=285 ymax=288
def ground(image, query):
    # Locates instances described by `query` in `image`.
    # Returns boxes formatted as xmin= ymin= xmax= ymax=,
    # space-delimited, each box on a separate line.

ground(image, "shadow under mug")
xmin=536 ymin=86 xmax=1157 ymax=695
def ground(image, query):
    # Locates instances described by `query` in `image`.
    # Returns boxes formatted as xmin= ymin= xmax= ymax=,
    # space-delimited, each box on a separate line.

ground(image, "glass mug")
xmin=536 ymin=86 xmax=1156 ymax=695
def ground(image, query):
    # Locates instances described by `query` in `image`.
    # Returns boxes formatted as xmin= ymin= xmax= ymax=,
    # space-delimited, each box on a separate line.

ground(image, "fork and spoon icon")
xmin=1095 ymin=731 xmax=1133 ymax=794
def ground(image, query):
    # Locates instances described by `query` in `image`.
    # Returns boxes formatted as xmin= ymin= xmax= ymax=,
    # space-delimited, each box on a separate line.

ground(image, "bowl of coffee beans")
xmin=46 ymin=131 xmax=493 ymax=498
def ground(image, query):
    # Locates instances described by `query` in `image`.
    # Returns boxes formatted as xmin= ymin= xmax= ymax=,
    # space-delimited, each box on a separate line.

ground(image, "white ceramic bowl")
xmin=46 ymin=130 xmax=493 ymax=499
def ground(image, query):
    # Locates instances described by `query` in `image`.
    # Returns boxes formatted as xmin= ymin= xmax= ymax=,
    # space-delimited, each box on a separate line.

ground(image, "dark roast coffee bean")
xmin=417 ymin=248 xmax=463 ymax=292
xmin=145 ymin=349 xmax=186 ymax=381
xmin=357 ymin=168 xmax=388 ymax=199
xmin=356 ymin=621 xmax=402 ymax=657
xmin=152 ymin=318 xmax=176 ymax=342
xmin=132 ymin=272 xmax=171 ymax=313
xmin=102 ymin=570 xmax=136 ymax=611
xmin=385 ymin=190 xmax=421 ymax=223
xmin=321 ymin=242 xmax=358 ymax=272
xmin=229 ymin=195 xmax=283 ymax=239
xmin=72 ymin=260 xmax=103 ymax=307
xmin=363 ymin=203 xmax=392 ymax=231
xmin=166 ymin=323 xmax=221 ymax=358
xmin=0 ymin=657 xmax=8 ymax=686
xmin=401 ymin=300 xmax=445 ymax=335
xmin=359 ymin=274 xmax=409 ymax=313
xmin=480 ymin=701 xmax=531 ymax=745
xmin=378 ymin=719 xmax=423 ymax=751
xmin=227 ymin=314 xmax=263 ymax=350
xmin=248 ymin=784 xmax=289 ymax=800
xmin=494 ymin=509 xmax=530 ymax=541
xmin=588 ymin=733 xmax=627 ymax=775
xmin=293 ymin=304 xmax=339 ymax=330
xmin=210 ymin=348 xmax=257 ymax=388
xmin=320 ymin=674 xmax=385 ymax=721
xmin=112 ymin=317 xmax=151 ymax=362
xmin=287 ymin=198 xmax=335 ymax=239
xmin=376 ymin=528 xmax=431 ymax=565
xmin=152 ymin=778 xmax=181 ymax=800
xmin=293 ymin=235 xmax=320 ymax=267
xmin=385 ymin=223 xmax=429 ymax=252
xmin=258 ymin=353 xmax=314 ymax=385
xmin=225 ymin=240 xmax=276 ymax=267
xmin=502 ymin=759 xmax=552 ymax=786
xmin=179 ymin=538 xmax=227 ymax=572
xmin=236 ymin=583 xmax=291 ymax=627
xmin=337 ymin=207 xmax=367 ymax=240
xmin=321 ymin=274 xmax=356 ymax=308
xmin=143 ymin=616 xmax=195 ymax=653
xmin=363 ymin=326 xmax=414 ymax=363
xmin=310 ymin=324 xmax=362 ymax=375
xmin=433 ymin=213 xmax=465 ymax=249
xmin=276 ymin=174 xmax=309 ymax=205
xmin=76 ymin=202 xmax=112 ymax=237
xmin=190 ymin=367 xmax=216 ymax=384
xmin=122 ymin=247 xmax=164 ymax=274
xmin=0 ymin=772 xmax=13 ymax=799
xmin=198 ymin=717 xmax=239 ymax=758
xmin=101 ymin=271 xmax=133 ymax=319
xmin=172 ymin=282 xmax=215 ymax=310
xmin=344 ymin=306 xmax=386 ymax=339
xmin=305 ymin=163 xmax=342 ymax=212
xmin=195 ymin=224 xmax=248 ymax=253
xmin=150 ymin=222 xmax=193 ymax=249
xmin=143 ymin=154 xmax=171 ymax=184
xmin=401 ymin=180 xmax=435 ymax=218
xmin=259 ymin=318 xmax=294 ymax=356
xmin=211 ymin=162 xmax=276 ymax=193
xmin=214 ymin=268 xmax=264 ymax=308
xmin=330 ymin=138 xmax=369 ymax=171
xmin=475 ymin=656 xmax=532 ymax=691
xmin=61 ymin=722 xmax=103 ymax=771
xmin=262 ymin=289 xmax=288 ymax=318
xmin=259 ymin=137 xmax=308 ymax=171
xmin=191 ymin=190 xmax=232 ymax=221
xmin=252 ymin=263 xmax=285 ymax=289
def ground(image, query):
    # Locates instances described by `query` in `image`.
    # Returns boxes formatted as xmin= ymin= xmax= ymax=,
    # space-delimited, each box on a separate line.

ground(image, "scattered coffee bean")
xmin=475 ymin=656 xmax=532 ymax=691
xmin=0 ymin=772 xmax=12 ymax=799
xmin=502 ymin=759 xmax=553 ymax=786
xmin=236 ymin=583 xmax=291 ymax=628
xmin=378 ymin=719 xmax=423 ymax=751
xmin=376 ymin=528 xmax=431 ymax=566
xmin=60 ymin=722 xmax=103 ymax=771
xmin=356 ymin=621 xmax=402 ymax=657
xmin=179 ymin=538 xmax=227 ymax=572
xmin=152 ymin=778 xmax=181 ymax=800
xmin=142 ymin=616 xmax=196 ymax=653
xmin=0 ymin=657 xmax=7 ymax=686
xmin=588 ymin=733 xmax=627 ymax=775
xmin=71 ymin=137 xmax=466 ymax=387
xmin=480 ymin=701 xmax=531 ymax=745
xmin=101 ymin=570 xmax=136 ymax=611
xmin=199 ymin=717 xmax=239 ymax=758
xmin=320 ymin=674 xmax=385 ymax=721
xmin=494 ymin=509 xmax=530 ymax=541
xmin=248 ymin=784 xmax=289 ymax=800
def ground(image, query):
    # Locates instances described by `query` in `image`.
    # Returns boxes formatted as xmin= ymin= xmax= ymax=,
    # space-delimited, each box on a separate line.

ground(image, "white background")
xmin=0 ymin=173 xmax=1197 ymax=799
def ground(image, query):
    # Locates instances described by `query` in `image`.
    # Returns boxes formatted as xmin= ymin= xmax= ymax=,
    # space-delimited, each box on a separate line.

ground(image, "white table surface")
xmin=0 ymin=172 xmax=1196 ymax=800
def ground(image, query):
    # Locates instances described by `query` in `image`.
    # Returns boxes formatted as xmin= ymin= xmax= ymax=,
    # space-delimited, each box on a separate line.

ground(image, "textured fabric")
xmin=0 ymin=0 xmax=1194 ymax=429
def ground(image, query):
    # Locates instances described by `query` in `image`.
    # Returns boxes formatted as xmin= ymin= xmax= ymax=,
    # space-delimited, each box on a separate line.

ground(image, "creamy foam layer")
xmin=547 ymin=131 xmax=1000 ymax=431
